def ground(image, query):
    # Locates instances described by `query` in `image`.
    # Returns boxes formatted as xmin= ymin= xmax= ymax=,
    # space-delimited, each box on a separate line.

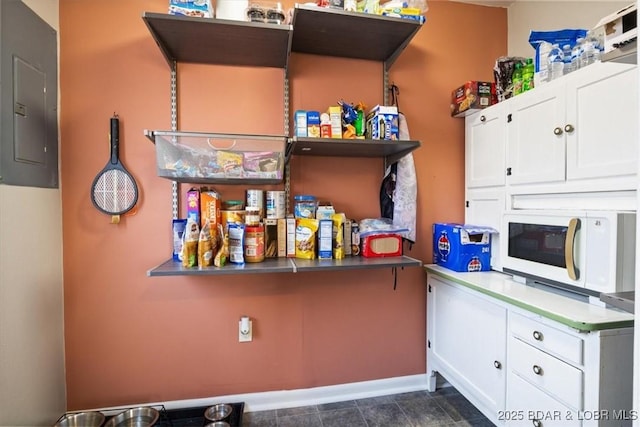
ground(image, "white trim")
xmin=90 ymin=374 xmax=430 ymax=416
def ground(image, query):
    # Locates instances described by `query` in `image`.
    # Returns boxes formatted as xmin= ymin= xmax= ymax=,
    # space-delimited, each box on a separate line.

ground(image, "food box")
xmin=361 ymin=233 xmax=402 ymax=258
xmin=432 ymin=223 xmax=496 ymax=272
xmin=450 ymin=81 xmax=496 ymax=118
xmin=294 ymin=110 xmax=307 ymax=137
xmin=327 ymin=106 xmax=342 ymax=139
xmin=365 ymin=105 xmax=399 ymax=140
xmin=264 ymin=218 xmax=279 ymax=258
xmin=186 ymin=187 xmax=200 ymax=224
xmin=318 ymin=219 xmax=333 ymax=259
xmin=307 ymin=111 xmax=320 ymax=138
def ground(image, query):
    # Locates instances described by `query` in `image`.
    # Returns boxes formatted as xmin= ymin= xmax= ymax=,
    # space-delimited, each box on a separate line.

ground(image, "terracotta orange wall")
xmin=60 ymin=0 xmax=506 ymax=410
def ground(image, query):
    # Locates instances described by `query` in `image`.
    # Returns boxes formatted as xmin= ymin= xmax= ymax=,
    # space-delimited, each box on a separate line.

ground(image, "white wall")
xmin=0 ymin=1 xmax=65 ymax=426
xmin=507 ymin=1 xmax=631 ymax=57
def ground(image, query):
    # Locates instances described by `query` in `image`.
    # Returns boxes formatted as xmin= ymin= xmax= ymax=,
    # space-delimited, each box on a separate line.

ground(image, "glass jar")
xmin=294 ymin=195 xmax=318 ymax=219
xmin=244 ymin=224 xmax=265 ymax=263
xmin=245 ymin=206 xmax=261 ymax=226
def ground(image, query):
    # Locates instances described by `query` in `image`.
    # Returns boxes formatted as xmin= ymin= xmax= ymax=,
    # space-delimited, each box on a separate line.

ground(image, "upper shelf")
xmin=142 ymin=7 xmax=423 ymax=70
xmin=291 ymin=137 xmax=421 ymax=164
xmin=291 ymin=4 xmax=422 ymax=68
xmin=142 ymin=12 xmax=292 ymax=68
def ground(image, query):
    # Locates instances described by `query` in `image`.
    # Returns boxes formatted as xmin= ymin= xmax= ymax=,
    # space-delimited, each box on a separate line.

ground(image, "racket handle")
xmin=110 ymin=115 xmax=119 ymax=164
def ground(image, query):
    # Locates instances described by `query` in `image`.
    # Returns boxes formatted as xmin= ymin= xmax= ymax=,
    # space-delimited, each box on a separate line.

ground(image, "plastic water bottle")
xmin=580 ymin=31 xmax=601 ymax=68
xmin=547 ymin=43 xmax=564 ymax=81
xmin=512 ymin=62 xmax=523 ymax=96
xmin=571 ymin=38 xmax=583 ymax=73
xmin=522 ymin=58 xmax=534 ymax=92
xmin=562 ymin=44 xmax=572 ymax=75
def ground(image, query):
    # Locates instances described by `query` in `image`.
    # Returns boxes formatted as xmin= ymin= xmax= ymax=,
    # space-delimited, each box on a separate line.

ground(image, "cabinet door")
xmin=428 ymin=275 xmax=507 ymax=414
xmin=565 ymin=62 xmax=638 ymax=181
xmin=507 ymin=81 xmax=566 ymax=186
xmin=466 ymin=105 xmax=506 ymax=188
xmin=465 ymin=188 xmax=504 ymax=270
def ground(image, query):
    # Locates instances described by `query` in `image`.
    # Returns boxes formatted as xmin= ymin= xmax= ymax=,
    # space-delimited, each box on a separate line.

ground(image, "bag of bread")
xmin=198 ymin=219 xmax=214 ymax=268
xmin=182 ymin=217 xmax=200 ymax=268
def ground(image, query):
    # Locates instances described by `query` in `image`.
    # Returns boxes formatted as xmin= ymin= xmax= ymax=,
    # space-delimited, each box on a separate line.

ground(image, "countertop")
xmin=425 ymin=265 xmax=635 ymax=332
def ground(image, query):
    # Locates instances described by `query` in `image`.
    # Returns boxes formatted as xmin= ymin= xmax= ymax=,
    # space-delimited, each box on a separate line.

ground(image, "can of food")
xmin=266 ymin=190 xmax=286 ymax=219
xmin=246 ymin=189 xmax=264 ymax=218
xmin=221 ymin=210 xmax=246 ymax=232
xmin=244 ymin=224 xmax=265 ymax=263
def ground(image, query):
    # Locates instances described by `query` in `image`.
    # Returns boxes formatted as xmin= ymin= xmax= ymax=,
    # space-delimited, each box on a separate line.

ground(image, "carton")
xmin=200 ymin=190 xmax=221 ymax=230
xmin=318 ymin=219 xmax=333 ymax=259
xmin=286 ymin=215 xmax=296 ymax=257
xmin=432 ymin=223 xmax=496 ymax=272
xmin=277 ymin=218 xmax=287 ymax=257
xmin=307 ymin=111 xmax=321 ymax=138
xmin=264 ymin=218 xmax=279 ymax=258
xmin=327 ymin=106 xmax=342 ymax=139
xmin=295 ymin=110 xmax=307 ymax=137
xmin=450 ymin=81 xmax=496 ymax=118
xmin=365 ymin=105 xmax=399 ymax=140
xmin=186 ymin=187 xmax=200 ymax=225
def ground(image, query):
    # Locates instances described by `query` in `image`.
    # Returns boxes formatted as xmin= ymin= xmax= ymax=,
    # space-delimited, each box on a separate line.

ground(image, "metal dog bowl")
xmin=54 ymin=411 xmax=105 ymax=427
xmin=103 ymin=406 xmax=159 ymax=427
xmin=204 ymin=403 xmax=233 ymax=422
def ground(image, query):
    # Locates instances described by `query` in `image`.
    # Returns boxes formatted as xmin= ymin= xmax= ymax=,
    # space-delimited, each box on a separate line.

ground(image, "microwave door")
xmin=565 ymin=218 xmax=580 ymax=280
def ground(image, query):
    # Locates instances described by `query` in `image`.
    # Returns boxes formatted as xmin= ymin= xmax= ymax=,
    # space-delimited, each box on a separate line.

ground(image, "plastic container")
xmin=244 ymin=225 xmax=265 ymax=263
xmin=245 ymin=207 xmax=261 ymax=226
xmin=294 ymin=195 xmax=318 ymax=219
xmin=222 ymin=200 xmax=244 ymax=211
xmin=547 ymin=43 xmax=564 ymax=81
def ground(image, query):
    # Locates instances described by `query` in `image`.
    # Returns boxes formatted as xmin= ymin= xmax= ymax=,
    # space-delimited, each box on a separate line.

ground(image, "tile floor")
xmin=242 ymin=386 xmax=495 ymax=427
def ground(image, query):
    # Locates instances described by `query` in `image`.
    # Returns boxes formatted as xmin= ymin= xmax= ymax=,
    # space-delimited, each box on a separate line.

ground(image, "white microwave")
xmin=502 ymin=210 xmax=636 ymax=296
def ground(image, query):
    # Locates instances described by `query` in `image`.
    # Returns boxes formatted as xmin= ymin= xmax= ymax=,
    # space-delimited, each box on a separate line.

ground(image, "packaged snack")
xmin=172 ymin=219 xmax=187 ymax=261
xmin=332 ymin=213 xmax=345 ymax=260
xmin=168 ymin=0 xmax=213 ymax=17
xmin=182 ymin=217 xmax=200 ymax=268
xmin=217 ymin=151 xmax=244 ymax=177
xmin=228 ymin=222 xmax=245 ymax=264
xmin=295 ymin=218 xmax=319 ymax=260
xmin=198 ymin=220 xmax=214 ymax=268
xmin=214 ymin=224 xmax=228 ymax=267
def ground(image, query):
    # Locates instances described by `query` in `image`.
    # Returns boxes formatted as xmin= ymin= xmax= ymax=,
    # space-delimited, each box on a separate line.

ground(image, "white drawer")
xmin=510 ymin=311 xmax=583 ymax=365
xmin=506 ymin=372 xmax=581 ymax=427
xmin=510 ymin=337 xmax=583 ymax=409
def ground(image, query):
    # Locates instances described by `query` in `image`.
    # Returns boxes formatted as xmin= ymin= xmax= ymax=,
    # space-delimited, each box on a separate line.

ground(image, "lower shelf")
xmin=147 ymin=255 xmax=422 ymax=276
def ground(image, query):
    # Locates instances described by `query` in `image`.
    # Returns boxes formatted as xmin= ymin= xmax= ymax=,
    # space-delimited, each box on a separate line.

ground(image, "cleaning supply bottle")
xmin=522 ymin=58 xmax=534 ymax=92
xmin=512 ymin=62 xmax=523 ymax=96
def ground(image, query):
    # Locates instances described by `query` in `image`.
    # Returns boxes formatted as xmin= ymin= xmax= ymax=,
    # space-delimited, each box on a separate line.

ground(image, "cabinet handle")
xmin=480 ymin=115 xmax=486 ymax=122
xmin=494 ymin=360 xmax=502 ymax=369
xmin=532 ymin=365 xmax=543 ymax=375
xmin=532 ymin=330 xmax=543 ymax=341
xmin=532 ymin=419 xmax=543 ymax=427
xmin=553 ymin=127 xmax=563 ymax=135
xmin=564 ymin=124 xmax=575 ymax=133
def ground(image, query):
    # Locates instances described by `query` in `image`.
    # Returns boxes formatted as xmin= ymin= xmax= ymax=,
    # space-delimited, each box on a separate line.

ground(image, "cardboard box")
xmin=295 ymin=110 xmax=307 ymax=137
xmin=307 ymin=111 xmax=320 ymax=138
xmin=450 ymin=81 xmax=496 ymax=118
xmin=277 ymin=218 xmax=287 ymax=257
xmin=327 ymin=106 xmax=342 ymax=139
xmin=264 ymin=218 xmax=279 ymax=258
xmin=186 ymin=187 xmax=200 ymax=225
xmin=286 ymin=215 xmax=296 ymax=258
xmin=365 ymin=105 xmax=399 ymax=140
xmin=318 ymin=219 xmax=333 ymax=259
xmin=200 ymin=190 xmax=221 ymax=230
xmin=433 ymin=223 xmax=495 ymax=272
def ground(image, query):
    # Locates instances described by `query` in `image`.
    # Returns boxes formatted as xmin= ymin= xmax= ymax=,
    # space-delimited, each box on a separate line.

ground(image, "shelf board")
xmin=142 ymin=12 xmax=292 ymax=68
xmin=601 ymin=40 xmax=637 ymax=65
xmin=292 ymin=255 xmax=422 ymax=272
xmin=291 ymin=5 xmax=423 ymax=67
xmin=148 ymin=255 xmax=422 ymax=276
xmin=290 ymin=137 xmax=420 ymax=163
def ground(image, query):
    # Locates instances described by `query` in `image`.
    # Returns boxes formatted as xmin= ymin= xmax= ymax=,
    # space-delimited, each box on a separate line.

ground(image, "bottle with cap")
xmin=562 ymin=44 xmax=572 ymax=75
xmin=522 ymin=58 xmax=534 ymax=92
xmin=571 ymin=38 xmax=584 ymax=73
xmin=512 ymin=62 xmax=523 ymax=96
xmin=547 ymin=43 xmax=564 ymax=81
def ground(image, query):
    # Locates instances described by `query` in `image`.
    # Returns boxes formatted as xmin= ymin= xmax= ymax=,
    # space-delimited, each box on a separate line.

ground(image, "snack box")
xmin=307 ymin=111 xmax=321 ymax=138
xmin=432 ymin=223 xmax=496 ymax=272
xmin=186 ymin=187 xmax=200 ymax=225
xmin=361 ymin=233 xmax=402 ymax=258
xmin=295 ymin=110 xmax=307 ymax=137
xmin=450 ymin=81 xmax=496 ymax=118
xmin=365 ymin=105 xmax=399 ymax=140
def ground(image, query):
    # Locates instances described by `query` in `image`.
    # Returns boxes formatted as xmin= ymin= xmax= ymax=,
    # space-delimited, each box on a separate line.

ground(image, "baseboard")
xmin=96 ymin=374 xmax=431 ymax=415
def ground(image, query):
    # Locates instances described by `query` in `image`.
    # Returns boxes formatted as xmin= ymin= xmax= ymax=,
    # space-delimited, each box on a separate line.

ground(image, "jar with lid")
xmin=245 ymin=206 xmax=261 ymax=226
xmin=294 ymin=195 xmax=318 ymax=219
xmin=244 ymin=224 xmax=265 ymax=263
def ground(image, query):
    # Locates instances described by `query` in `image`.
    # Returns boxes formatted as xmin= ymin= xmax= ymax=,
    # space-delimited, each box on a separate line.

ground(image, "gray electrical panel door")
xmin=1 ymin=0 xmax=58 ymax=188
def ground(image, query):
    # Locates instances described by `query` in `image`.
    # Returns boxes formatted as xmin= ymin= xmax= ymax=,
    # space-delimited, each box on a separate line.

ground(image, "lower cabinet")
xmin=426 ymin=271 xmax=634 ymax=427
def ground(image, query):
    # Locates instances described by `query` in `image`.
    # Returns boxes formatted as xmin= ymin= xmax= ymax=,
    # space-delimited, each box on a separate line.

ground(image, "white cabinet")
xmin=466 ymin=103 xmax=506 ymax=189
xmin=506 ymin=61 xmax=638 ymax=193
xmin=425 ymin=268 xmax=635 ymax=427
xmin=426 ymin=274 xmax=507 ymax=425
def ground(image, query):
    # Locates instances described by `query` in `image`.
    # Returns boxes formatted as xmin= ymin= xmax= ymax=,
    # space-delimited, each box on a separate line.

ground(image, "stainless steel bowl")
xmin=204 ymin=403 xmax=233 ymax=422
xmin=54 ymin=411 xmax=105 ymax=427
xmin=204 ymin=422 xmax=230 ymax=427
xmin=103 ymin=407 xmax=159 ymax=427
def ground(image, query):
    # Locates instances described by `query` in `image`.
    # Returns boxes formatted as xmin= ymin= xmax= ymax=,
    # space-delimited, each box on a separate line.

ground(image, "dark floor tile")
xmin=359 ymin=402 xmax=412 ymax=427
xmin=434 ymin=394 xmax=485 ymax=422
xmin=276 ymin=412 xmax=322 ymax=427
xmin=453 ymin=418 xmax=496 ymax=426
xmin=276 ymin=405 xmax=318 ymax=417
xmin=319 ymin=407 xmax=367 ymax=427
xmin=243 ymin=410 xmax=278 ymax=427
xmin=317 ymin=400 xmax=357 ymax=411
xmin=355 ymin=394 xmax=397 ymax=407
xmin=392 ymin=390 xmax=431 ymax=402
xmin=397 ymin=397 xmax=455 ymax=427
xmin=428 ymin=386 xmax=461 ymax=398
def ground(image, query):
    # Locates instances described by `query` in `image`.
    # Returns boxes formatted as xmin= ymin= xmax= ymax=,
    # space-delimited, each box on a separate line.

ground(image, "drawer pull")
xmin=532 ymin=419 xmax=543 ymax=427
xmin=494 ymin=360 xmax=502 ymax=369
xmin=532 ymin=365 xmax=543 ymax=375
xmin=532 ymin=330 xmax=543 ymax=341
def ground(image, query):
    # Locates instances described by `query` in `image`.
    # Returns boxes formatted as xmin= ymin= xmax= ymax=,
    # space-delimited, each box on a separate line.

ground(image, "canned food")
xmin=266 ymin=190 xmax=286 ymax=219
xmin=294 ymin=195 xmax=317 ymax=219
xmin=246 ymin=189 xmax=264 ymax=218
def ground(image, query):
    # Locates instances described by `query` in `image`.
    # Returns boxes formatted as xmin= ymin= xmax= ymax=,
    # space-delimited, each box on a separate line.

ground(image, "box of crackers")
xmin=450 ymin=81 xmax=496 ymax=118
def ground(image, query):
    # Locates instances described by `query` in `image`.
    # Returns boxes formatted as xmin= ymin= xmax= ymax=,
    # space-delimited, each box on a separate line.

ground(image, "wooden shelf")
xmin=290 ymin=137 xmax=420 ymax=164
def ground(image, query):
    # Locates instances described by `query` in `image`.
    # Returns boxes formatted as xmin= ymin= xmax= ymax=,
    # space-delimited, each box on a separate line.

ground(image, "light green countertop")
xmin=425 ymin=265 xmax=634 ymax=332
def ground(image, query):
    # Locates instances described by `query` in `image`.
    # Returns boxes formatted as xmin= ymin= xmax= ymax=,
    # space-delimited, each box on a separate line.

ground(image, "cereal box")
xmin=450 ymin=81 xmax=496 ymax=118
